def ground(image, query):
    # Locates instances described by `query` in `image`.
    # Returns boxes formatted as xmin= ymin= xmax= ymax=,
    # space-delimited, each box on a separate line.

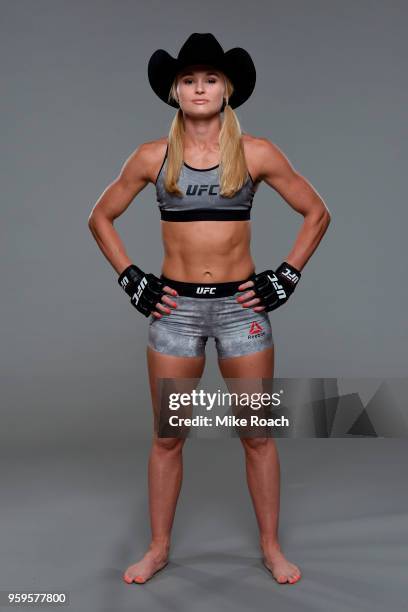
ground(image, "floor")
xmin=1 ymin=439 xmax=407 ymax=612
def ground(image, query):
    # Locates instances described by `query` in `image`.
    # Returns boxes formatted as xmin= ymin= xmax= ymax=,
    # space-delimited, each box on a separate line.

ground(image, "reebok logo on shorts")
xmin=248 ymin=321 xmax=265 ymax=340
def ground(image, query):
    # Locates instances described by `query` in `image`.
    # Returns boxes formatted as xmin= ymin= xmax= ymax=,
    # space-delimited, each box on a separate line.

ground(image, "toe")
xmin=289 ymin=574 xmax=301 ymax=584
xmin=134 ymin=575 xmax=146 ymax=584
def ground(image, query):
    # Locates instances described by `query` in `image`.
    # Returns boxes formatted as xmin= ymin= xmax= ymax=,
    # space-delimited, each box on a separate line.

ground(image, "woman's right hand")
xmin=151 ymin=285 xmax=179 ymax=318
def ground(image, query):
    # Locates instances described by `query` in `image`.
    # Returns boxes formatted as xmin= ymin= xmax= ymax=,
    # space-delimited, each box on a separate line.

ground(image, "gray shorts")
xmin=147 ymin=275 xmax=274 ymax=359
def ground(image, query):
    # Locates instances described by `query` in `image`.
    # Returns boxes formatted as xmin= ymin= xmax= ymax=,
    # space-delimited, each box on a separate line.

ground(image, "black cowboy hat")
xmin=147 ymin=32 xmax=256 ymax=110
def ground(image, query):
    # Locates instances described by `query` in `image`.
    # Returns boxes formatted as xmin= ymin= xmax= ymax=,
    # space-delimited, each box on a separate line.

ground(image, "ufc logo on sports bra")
xmin=186 ymin=184 xmax=219 ymax=196
xmin=196 ymin=287 xmax=216 ymax=294
xmin=266 ymin=274 xmax=287 ymax=300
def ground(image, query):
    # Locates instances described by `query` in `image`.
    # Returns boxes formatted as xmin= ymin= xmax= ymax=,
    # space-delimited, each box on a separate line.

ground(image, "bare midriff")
xmin=160 ymin=220 xmax=256 ymax=283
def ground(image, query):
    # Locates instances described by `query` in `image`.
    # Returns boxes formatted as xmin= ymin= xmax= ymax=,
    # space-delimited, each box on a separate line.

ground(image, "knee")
xmin=240 ymin=437 xmax=269 ymax=453
xmin=152 ymin=436 xmax=185 ymax=454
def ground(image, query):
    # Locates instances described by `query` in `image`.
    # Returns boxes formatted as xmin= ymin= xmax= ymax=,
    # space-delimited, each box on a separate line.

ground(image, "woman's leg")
xmin=218 ymin=346 xmax=302 ymax=584
xmin=123 ymin=345 xmax=206 ymax=584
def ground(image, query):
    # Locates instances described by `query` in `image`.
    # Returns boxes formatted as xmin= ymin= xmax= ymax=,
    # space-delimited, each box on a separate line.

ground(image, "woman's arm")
xmin=255 ymin=138 xmax=331 ymax=271
xmin=88 ymin=142 xmax=178 ymax=318
xmin=87 ymin=143 xmax=153 ymax=275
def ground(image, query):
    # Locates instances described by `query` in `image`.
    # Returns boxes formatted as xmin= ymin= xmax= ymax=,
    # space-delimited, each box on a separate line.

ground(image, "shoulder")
xmin=123 ymin=137 xmax=168 ymax=184
xmin=241 ymin=133 xmax=290 ymax=183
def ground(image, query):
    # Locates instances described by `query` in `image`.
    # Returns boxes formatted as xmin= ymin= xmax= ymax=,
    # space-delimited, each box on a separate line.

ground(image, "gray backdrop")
xmin=2 ymin=0 xmax=407 ymax=450
xmin=1 ymin=2 xmax=407 ymax=611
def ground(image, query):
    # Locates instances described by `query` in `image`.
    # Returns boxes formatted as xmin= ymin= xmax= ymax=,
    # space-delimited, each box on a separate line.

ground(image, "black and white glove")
xmin=250 ymin=262 xmax=301 ymax=312
xmin=118 ymin=264 xmax=165 ymax=317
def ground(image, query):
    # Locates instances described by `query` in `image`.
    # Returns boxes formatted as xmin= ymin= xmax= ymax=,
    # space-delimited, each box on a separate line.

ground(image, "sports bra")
xmin=155 ymin=144 xmax=257 ymax=221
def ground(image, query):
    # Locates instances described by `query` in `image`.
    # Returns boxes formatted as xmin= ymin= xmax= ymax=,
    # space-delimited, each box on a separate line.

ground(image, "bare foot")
xmin=123 ymin=547 xmax=169 ymax=584
xmin=262 ymin=544 xmax=302 ymax=584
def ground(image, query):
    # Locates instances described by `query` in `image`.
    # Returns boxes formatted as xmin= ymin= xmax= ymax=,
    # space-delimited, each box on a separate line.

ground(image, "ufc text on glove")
xmin=118 ymin=264 xmax=165 ymax=317
xmin=250 ymin=262 xmax=301 ymax=312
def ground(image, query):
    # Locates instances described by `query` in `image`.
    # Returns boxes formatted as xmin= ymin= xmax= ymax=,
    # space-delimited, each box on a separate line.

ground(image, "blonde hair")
xmin=163 ymin=72 xmax=250 ymax=198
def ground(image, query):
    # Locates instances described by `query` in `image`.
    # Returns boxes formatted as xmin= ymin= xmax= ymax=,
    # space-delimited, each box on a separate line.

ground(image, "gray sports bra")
xmin=155 ymin=145 xmax=257 ymax=221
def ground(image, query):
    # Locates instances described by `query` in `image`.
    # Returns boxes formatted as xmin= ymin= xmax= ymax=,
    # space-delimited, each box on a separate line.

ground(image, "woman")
xmin=88 ymin=33 xmax=331 ymax=586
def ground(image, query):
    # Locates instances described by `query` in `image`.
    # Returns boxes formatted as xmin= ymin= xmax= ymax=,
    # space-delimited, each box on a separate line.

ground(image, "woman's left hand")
xmin=236 ymin=280 xmax=266 ymax=312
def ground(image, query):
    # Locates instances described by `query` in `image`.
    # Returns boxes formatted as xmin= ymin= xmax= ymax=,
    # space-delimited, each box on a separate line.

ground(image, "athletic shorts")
xmin=147 ymin=274 xmax=274 ymax=359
